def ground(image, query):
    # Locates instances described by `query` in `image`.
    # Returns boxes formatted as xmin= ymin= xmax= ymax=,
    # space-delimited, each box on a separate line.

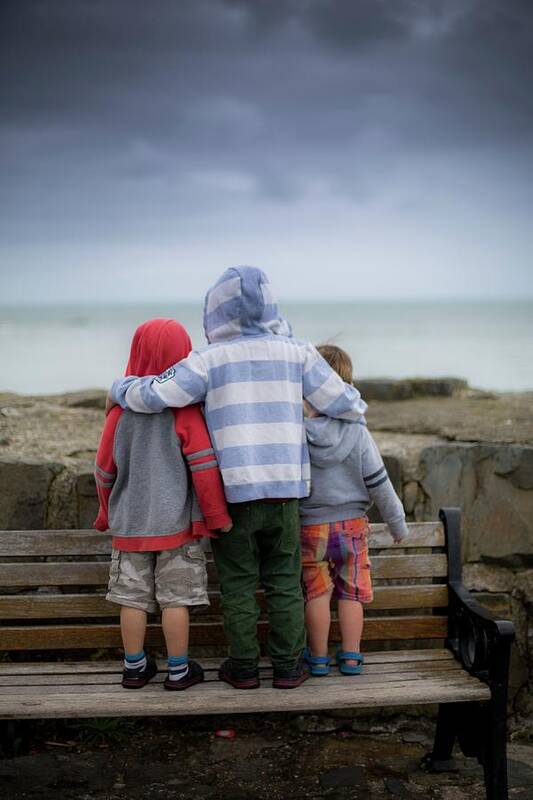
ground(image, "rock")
xmin=320 ymin=765 xmax=368 ymax=790
xmin=358 ymin=378 xmax=468 ymax=402
xmin=0 ymin=458 xmax=62 ymax=529
xmin=469 ymin=592 xmax=512 ymax=619
xmin=76 ymin=467 xmax=99 ymax=528
xmin=513 ymin=685 xmax=533 ymax=719
xmin=64 ymin=390 xmax=107 ymax=410
xmin=437 ymin=788 xmax=473 ymax=800
xmin=367 ymin=392 xmax=533 ymax=445
xmin=508 ymin=759 xmax=533 ymax=788
xmin=374 ymin=433 xmax=443 ymax=483
xmin=0 ymin=407 xmax=21 ymax=417
xmin=384 ymin=777 xmax=411 ymax=796
xmin=513 ymin=571 xmax=533 ymax=621
xmin=46 ymin=467 xmax=78 ymax=529
xmin=463 ymin=563 xmax=515 ymax=593
xmin=402 ymin=482 xmax=419 ymax=514
xmin=420 ymin=443 xmax=533 ymax=565
xmin=295 ymin=714 xmax=341 ymax=733
xmin=494 ymin=446 xmax=533 ymax=490
xmin=401 ymin=730 xmax=432 ymax=745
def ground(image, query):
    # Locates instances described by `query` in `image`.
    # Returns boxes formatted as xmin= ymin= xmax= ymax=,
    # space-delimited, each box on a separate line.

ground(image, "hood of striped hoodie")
xmin=305 ymin=416 xmax=360 ymax=467
xmin=203 ymin=266 xmax=292 ymax=344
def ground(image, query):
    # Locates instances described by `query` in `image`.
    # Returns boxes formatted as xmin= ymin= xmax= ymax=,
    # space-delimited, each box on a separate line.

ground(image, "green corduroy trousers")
xmin=211 ymin=499 xmax=305 ymax=670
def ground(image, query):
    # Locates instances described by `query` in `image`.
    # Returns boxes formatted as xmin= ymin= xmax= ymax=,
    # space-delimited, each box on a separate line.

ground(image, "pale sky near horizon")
xmin=1 ymin=1 xmax=532 ymax=304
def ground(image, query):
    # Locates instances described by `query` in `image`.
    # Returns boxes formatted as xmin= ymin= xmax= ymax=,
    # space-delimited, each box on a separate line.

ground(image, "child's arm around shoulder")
xmin=174 ymin=405 xmax=232 ymax=532
xmin=302 ymin=343 xmax=367 ymax=421
xmin=93 ymin=405 xmax=122 ymax=531
xmin=109 ymin=351 xmax=209 ymax=415
xmin=361 ymin=426 xmax=409 ymax=543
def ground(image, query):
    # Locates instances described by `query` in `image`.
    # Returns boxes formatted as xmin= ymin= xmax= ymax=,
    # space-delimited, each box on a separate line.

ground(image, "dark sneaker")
xmin=218 ymin=658 xmax=260 ymax=690
xmin=164 ymin=659 xmax=205 ymax=691
xmin=122 ymin=656 xmax=158 ymax=689
xmin=272 ymin=659 xmax=309 ymax=689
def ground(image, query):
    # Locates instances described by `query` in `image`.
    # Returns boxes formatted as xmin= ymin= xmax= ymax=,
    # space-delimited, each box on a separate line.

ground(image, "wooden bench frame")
xmin=0 ymin=508 xmax=515 ymax=800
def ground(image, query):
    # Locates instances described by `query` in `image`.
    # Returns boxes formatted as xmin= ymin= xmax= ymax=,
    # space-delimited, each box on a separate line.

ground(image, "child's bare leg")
xmin=120 ymin=606 xmax=147 ymax=653
xmin=337 ymin=599 xmax=364 ymax=665
xmin=162 ymin=606 xmax=189 ymax=657
xmin=305 ymin=591 xmax=332 ymax=656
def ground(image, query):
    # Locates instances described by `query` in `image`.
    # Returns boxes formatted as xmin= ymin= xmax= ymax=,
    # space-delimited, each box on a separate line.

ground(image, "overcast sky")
xmin=1 ymin=0 xmax=532 ymax=304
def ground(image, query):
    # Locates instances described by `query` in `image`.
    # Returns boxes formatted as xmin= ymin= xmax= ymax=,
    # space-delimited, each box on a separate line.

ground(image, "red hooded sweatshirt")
xmin=94 ymin=319 xmax=230 ymax=551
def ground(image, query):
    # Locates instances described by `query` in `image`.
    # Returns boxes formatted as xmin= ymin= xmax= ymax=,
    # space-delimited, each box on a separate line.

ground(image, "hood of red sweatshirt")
xmin=125 ymin=319 xmax=192 ymax=377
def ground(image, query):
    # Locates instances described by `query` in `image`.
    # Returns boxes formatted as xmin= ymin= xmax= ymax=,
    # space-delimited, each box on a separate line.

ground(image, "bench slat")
xmin=0 ymin=522 xmax=444 ymax=557
xmin=0 ymin=673 xmax=490 ymax=719
xmin=0 ymin=616 xmax=447 ymax=650
xmin=0 ymin=585 xmax=449 ymax=619
xmin=0 ymin=649 xmax=454 ymax=674
xmin=0 ymin=660 xmax=462 ymax=686
xmin=0 ymin=666 xmax=464 ymax=694
xmin=0 ymin=554 xmax=448 ymax=587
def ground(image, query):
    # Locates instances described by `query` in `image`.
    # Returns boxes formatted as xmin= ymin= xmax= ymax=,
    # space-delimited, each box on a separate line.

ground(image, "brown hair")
xmin=317 ymin=344 xmax=353 ymax=384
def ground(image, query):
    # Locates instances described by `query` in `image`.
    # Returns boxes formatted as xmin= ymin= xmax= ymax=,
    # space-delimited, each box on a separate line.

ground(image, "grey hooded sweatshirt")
xmin=299 ymin=416 xmax=408 ymax=542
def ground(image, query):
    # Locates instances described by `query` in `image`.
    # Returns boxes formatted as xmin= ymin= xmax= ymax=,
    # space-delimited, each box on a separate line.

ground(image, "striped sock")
xmin=124 ymin=650 xmax=147 ymax=672
xmin=167 ymin=655 xmax=189 ymax=681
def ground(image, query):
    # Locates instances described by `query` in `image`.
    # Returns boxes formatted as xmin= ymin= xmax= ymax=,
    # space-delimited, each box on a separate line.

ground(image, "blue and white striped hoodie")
xmin=111 ymin=266 xmax=367 ymax=503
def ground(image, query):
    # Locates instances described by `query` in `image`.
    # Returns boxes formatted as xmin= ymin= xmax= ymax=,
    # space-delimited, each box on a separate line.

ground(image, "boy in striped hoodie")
xmin=95 ymin=319 xmax=231 ymax=690
xmin=109 ymin=267 xmax=367 ymax=689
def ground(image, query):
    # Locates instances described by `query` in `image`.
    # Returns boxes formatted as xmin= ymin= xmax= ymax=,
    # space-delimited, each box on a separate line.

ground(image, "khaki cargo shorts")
xmin=106 ymin=543 xmax=209 ymax=613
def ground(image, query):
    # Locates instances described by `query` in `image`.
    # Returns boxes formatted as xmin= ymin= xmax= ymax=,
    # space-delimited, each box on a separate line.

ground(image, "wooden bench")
xmin=0 ymin=508 xmax=514 ymax=800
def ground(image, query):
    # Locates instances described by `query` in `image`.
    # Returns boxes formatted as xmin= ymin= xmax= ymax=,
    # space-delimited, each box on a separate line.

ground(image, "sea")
xmin=1 ymin=300 xmax=532 ymax=395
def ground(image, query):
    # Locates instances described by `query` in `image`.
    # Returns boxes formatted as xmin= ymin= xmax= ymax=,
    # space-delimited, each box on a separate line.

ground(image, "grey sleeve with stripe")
xmin=362 ymin=429 xmax=409 ymax=543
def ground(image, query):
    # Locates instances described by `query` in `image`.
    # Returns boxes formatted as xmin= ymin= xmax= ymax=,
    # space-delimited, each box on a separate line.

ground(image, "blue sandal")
xmin=303 ymin=647 xmax=331 ymax=677
xmin=336 ymin=648 xmax=364 ymax=675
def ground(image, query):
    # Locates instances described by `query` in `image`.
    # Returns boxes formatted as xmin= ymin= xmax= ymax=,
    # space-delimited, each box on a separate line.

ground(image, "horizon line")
xmin=2 ymin=295 xmax=533 ymax=309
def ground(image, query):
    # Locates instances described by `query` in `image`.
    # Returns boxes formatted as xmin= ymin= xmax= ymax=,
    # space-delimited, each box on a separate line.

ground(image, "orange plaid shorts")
xmin=300 ymin=517 xmax=373 ymax=603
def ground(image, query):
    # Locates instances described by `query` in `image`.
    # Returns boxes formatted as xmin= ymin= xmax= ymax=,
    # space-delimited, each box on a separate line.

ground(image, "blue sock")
xmin=168 ymin=654 xmax=189 ymax=681
xmin=124 ymin=650 xmax=147 ymax=672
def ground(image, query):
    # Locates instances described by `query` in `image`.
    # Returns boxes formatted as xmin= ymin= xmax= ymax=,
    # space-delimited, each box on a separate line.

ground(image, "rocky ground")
xmin=1 ymin=383 xmax=532 ymax=464
xmin=2 ymin=714 xmax=533 ymax=800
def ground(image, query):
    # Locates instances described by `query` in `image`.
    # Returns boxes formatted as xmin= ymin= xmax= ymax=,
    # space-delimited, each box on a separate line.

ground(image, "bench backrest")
xmin=0 ymin=522 xmax=448 ymax=655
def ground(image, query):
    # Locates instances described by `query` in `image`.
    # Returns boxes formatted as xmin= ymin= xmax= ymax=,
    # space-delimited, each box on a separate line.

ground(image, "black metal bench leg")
xmin=481 ymin=695 xmax=509 ymax=800
xmin=424 ymin=702 xmax=458 ymax=771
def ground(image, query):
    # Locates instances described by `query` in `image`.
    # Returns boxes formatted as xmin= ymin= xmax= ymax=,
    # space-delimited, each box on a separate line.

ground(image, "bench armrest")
xmin=439 ymin=507 xmax=515 ymax=690
xmin=447 ymin=580 xmax=515 ymax=685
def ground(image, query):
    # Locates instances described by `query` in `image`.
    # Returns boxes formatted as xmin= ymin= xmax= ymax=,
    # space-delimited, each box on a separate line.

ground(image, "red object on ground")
xmin=215 ymin=729 xmax=236 ymax=739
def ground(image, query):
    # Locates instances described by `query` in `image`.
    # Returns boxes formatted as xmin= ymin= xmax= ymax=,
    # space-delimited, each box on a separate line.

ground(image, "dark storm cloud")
xmin=2 ymin=1 xmax=532 ymax=142
xmin=1 ymin=0 xmax=532 ymax=300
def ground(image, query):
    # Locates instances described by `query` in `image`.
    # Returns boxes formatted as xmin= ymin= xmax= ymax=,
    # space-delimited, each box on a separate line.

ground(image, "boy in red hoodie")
xmin=94 ymin=319 xmax=231 ymax=690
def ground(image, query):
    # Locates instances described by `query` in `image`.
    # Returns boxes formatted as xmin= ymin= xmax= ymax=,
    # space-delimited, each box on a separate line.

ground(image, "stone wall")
xmin=417 ymin=443 xmax=532 ymax=719
xmin=367 ymin=390 xmax=533 ymax=728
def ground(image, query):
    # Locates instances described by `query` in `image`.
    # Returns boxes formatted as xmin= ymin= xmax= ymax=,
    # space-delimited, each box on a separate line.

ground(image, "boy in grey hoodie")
xmin=300 ymin=345 xmax=409 ymax=676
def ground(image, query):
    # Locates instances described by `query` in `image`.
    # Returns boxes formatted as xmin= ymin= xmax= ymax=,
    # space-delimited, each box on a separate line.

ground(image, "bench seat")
xmin=0 ymin=650 xmax=489 ymax=719
xmin=0 ymin=509 xmax=514 ymax=799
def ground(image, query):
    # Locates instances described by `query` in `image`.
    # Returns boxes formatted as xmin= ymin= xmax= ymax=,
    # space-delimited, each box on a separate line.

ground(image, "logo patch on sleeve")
xmin=155 ymin=366 xmax=176 ymax=384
